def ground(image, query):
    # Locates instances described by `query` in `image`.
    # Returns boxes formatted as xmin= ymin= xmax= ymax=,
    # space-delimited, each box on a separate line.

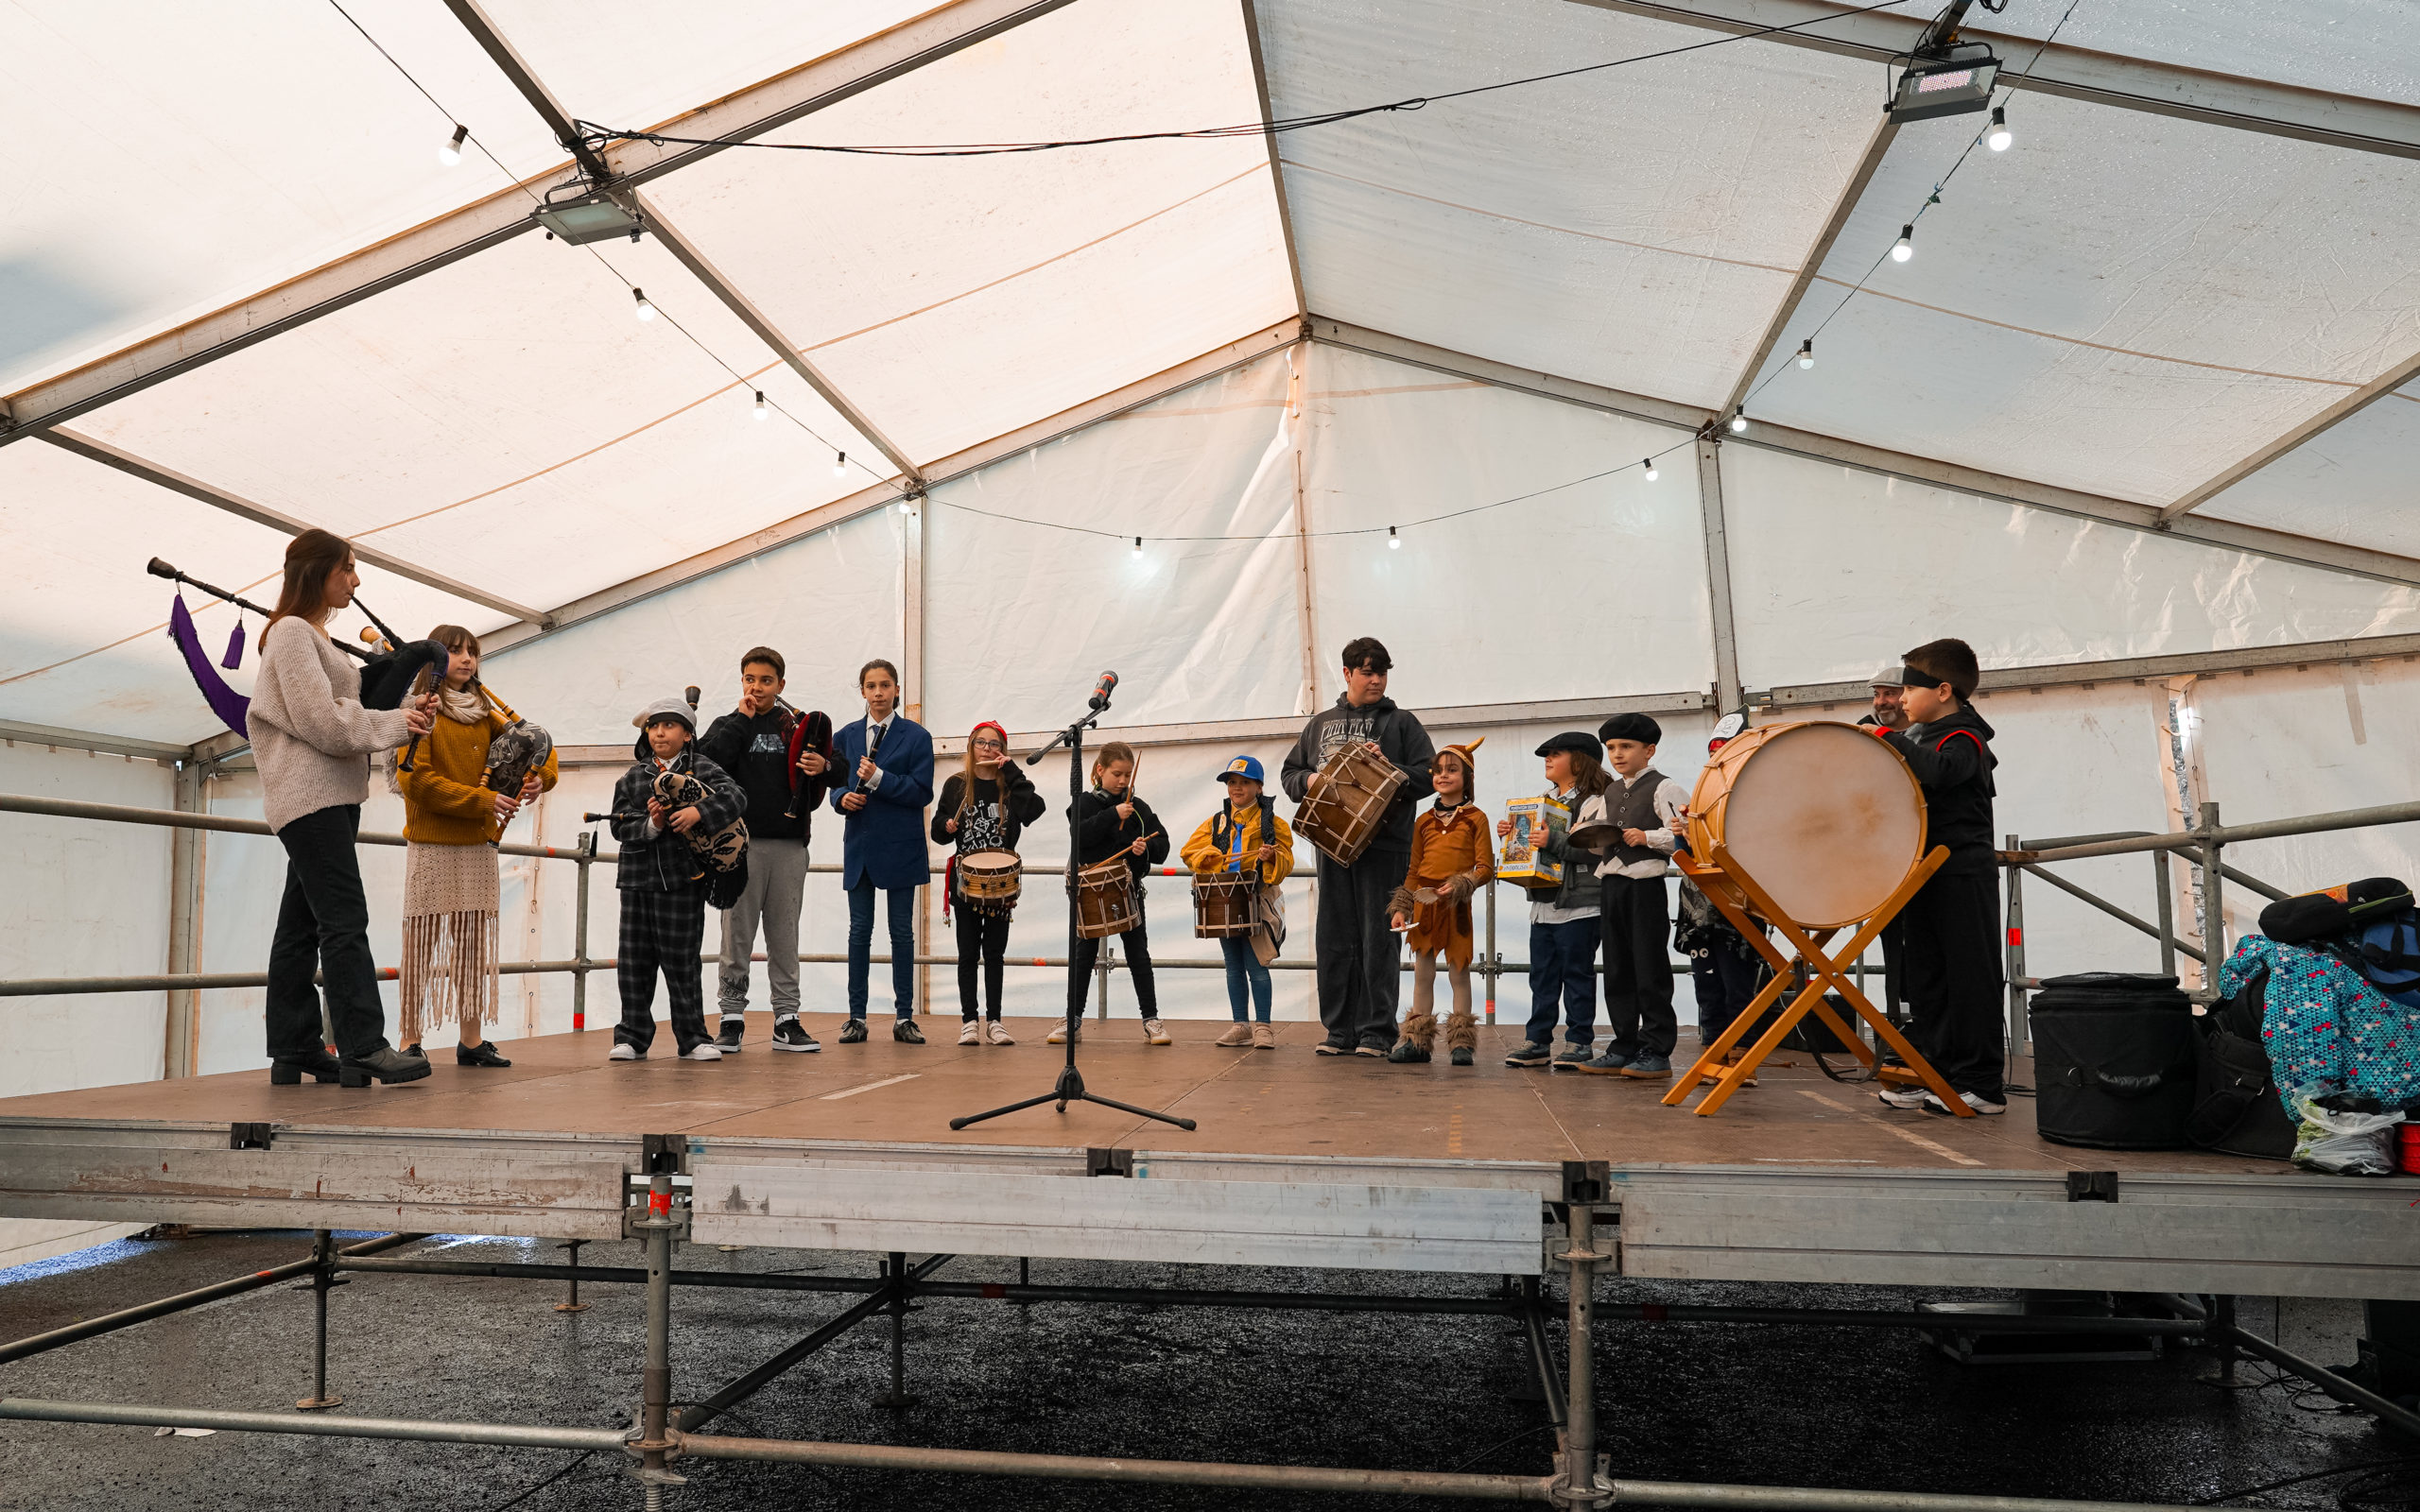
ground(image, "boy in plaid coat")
xmin=609 ymin=694 xmax=746 ymax=1061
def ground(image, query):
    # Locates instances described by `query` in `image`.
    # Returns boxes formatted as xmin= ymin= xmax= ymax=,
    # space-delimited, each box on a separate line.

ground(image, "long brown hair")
xmin=268 ymin=528 xmax=354 ymax=631
xmin=408 ymin=624 xmax=493 ymax=709
xmin=959 ymin=720 xmax=1008 ymax=820
xmin=1091 ymin=740 xmax=1137 ymax=792
xmin=1565 ymin=745 xmax=1613 ymax=802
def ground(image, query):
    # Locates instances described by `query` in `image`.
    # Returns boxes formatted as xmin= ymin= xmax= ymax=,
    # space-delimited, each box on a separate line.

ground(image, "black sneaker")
xmin=1504 ymin=1041 xmax=1553 ymax=1068
xmin=713 ymin=1020 xmax=746 ymax=1052
xmin=838 ymin=1018 xmax=869 ymax=1044
xmin=893 ymin=1018 xmax=925 ymax=1045
xmin=771 ymin=1019 xmax=819 ymax=1053
xmin=455 ymin=1040 xmax=511 ymax=1068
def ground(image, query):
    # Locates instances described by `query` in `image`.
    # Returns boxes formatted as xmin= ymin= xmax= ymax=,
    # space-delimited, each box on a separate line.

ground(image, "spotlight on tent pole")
xmin=752 ymin=391 xmax=769 ymax=421
xmin=1891 ymin=225 xmax=1914 ymax=263
xmin=532 ymin=186 xmax=644 ymax=244
xmin=631 ymin=288 xmax=656 ymax=322
xmin=439 ymin=124 xmax=468 ymax=167
xmin=1643 ymin=457 xmax=1658 ymax=482
xmin=1987 ymin=105 xmax=2012 ymax=151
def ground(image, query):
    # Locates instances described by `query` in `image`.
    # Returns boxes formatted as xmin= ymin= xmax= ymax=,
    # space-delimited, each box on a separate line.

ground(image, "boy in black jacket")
xmin=609 ymin=694 xmax=747 ymax=1063
xmin=698 ymin=647 xmax=836 ymax=1054
xmin=1063 ymin=740 xmax=1172 ymax=1044
xmin=1871 ymin=639 xmax=2006 ymax=1115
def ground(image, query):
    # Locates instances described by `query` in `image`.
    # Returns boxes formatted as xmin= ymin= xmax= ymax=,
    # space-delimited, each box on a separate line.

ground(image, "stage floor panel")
xmin=2 ymin=1015 xmax=2411 ymax=1295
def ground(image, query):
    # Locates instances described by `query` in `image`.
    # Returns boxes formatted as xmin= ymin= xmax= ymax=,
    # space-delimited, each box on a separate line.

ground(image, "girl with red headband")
xmin=931 ymin=720 xmax=1046 ymax=1043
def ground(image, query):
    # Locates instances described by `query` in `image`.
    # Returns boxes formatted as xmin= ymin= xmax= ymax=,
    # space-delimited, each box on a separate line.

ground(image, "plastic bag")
xmin=2290 ymin=1095 xmax=2407 ymax=1177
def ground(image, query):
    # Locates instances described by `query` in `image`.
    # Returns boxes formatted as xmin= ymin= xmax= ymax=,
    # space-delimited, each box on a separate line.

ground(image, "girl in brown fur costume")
xmin=1388 ymin=741 xmax=1495 ymax=1064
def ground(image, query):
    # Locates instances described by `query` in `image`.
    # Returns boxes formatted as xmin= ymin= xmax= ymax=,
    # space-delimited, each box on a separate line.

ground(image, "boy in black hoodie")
xmin=1871 ymin=639 xmax=2006 ymax=1115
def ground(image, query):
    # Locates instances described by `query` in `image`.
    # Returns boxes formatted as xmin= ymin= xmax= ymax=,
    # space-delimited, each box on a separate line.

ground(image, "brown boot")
xmin=1388 ymin=1009 xmax=1437 ymax=1063
xmin=1251 ymin=1022 xmax=1276 ymax=1049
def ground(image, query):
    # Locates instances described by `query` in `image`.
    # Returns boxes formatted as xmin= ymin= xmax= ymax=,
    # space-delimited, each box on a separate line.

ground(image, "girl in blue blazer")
xmin=829 ymin=659 xmax=934 ymax=1042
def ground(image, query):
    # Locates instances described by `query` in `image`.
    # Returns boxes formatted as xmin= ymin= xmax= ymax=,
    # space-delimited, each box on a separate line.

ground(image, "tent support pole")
xmin=1696 ymin=438 xmax=1742 ymax=714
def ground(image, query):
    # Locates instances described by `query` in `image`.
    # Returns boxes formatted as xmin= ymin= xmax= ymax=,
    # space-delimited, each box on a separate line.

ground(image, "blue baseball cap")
xmin=1218 ymin=755 xmax=1265 ymax=784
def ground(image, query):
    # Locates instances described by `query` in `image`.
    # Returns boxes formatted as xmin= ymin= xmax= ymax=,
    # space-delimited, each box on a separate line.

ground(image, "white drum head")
xmin=964 ymin=850 xmax=1017 ymax=868
xmin=1717 ymin=723 xmax=1924 ymax=929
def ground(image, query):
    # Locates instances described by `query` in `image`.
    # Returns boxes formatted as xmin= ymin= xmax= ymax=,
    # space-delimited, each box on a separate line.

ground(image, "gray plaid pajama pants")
xmin=616 ymin=885 xmax=709 ymax=1055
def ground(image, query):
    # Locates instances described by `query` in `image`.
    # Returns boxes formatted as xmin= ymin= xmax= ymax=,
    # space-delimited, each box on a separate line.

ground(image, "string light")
xmin=1796 ymin=339 xmax=1815 ymax=369
xmin=1891 ymin=225 xmax=1914 ymax=263
xmin=1728 ymin=409 xmax=1747 ymax=434
xmin=632 ymin=287 xmax=656 ymax=321
xmin=1388 ymin=525 xmax=1401 ymax=549
xmin=1987 ymin=106 xmax=2012 ymax=151
xmin=1132 ymin=536 xmax=1144 ymax=558
xmin=752 ymin=391 xmax=769 ymax=421
xmin=832 ymin=450 xmax=847 ymax=477
xmin=1642 ymin=458 xmax=1658 ymax=481
xmin=438 ymin=124 xmax=467 ymax=167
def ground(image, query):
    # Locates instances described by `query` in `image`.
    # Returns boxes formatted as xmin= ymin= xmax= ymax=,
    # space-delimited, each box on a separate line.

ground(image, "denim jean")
xmin=846 ymin=881 xmax=917 ymax=1020
xmin=1523 ymin=915 xmax=1599 ymax=1047
xmin=1220 ymin=936 xmax=1272 ymax=1022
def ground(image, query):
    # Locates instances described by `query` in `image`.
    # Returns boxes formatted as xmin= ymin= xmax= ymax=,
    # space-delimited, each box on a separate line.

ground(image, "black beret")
xmin=1534 ymin=731 xmax=1598 ymax=759
xmin=1598 ymin=713 xmax=1662 ymax=746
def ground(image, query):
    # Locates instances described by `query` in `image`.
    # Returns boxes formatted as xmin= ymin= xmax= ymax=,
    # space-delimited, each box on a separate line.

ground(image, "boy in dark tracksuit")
xmin=1872 ymin=639 xmax=2006 ymax=1114
xmin=610 ymin=694 xmax=747 ymax=1062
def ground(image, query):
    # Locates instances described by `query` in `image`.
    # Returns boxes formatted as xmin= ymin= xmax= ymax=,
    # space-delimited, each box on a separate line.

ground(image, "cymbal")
xmin=1564 ymin=820 xmax=1624 ymax=852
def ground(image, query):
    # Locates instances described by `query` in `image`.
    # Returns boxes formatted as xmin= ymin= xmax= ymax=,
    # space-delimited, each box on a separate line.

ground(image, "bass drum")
xmin=1686 ymin=721 xmax=1926 ymax=930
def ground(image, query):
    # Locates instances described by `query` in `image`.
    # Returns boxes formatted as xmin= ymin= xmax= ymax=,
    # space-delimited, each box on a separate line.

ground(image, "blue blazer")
xmin=829 ymin=714 xmax=934 ymax=890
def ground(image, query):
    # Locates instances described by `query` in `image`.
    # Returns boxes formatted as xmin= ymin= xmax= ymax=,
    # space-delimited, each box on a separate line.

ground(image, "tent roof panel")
xmin=0 ymin=0 xmax=569 ymax=396
xmin=1259 ymin=0 xmax=1887 ymax=408
xmin=2195 ymin=381 xmax=2420 ymax=559
xmin=1979 ymin=0 xmax=2420 ymax=111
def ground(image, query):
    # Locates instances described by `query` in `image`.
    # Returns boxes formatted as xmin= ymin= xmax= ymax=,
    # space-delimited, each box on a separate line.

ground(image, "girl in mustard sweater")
xmin=389 ymin=627 xmax=558 ymax=1064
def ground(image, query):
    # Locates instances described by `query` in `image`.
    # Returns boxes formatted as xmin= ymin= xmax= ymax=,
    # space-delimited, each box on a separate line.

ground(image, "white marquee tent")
xmin=7 ymin=0 xmax=2420 ymax=1259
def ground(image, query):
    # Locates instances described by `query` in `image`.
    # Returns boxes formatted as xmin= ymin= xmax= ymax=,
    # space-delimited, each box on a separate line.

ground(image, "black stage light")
xmin=1889 ymin=43 xmax=2000 ymax=123
xmin=532 ymin=189 xmax=643 ymax=245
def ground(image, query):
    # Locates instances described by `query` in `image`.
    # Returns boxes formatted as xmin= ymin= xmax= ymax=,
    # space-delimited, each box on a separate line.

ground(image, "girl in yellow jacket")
xmin=1181 ymin=755 xmax=1295 ymax=1049
xmin=388 ymin=627 xmax=558 ymax=1065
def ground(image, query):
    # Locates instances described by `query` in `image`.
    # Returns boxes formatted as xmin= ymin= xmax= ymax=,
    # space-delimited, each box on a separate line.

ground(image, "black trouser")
xmin=616 ymin=885 xmax=709 ymax=1055
xmin=1069 ymin=892 xmax=1156 ymax=1019
xmin=1897 ymin=868 xmax=2006 ymax=1100
xmin=955 ymin=906 xmax=1011 ymax=1021
xmin=1315 ymin=848 xmax=1410 ymax=1050
xmin=1600 ymin=874 xmax=1676 ymax=1060
xmin=267 ymin=804 xmax=391 ymax=1061
xmin=1877 ymin=918 xmax=1907 ymax=1021
xmin=1692 ymin=943 xmax=1767 ymax=1047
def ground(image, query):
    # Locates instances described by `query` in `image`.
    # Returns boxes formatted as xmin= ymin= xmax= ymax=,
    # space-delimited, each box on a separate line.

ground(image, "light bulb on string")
xmin=832 ymin=451 xmax=847 ymax=477
xmin=1986 ymin=106 xmax=2012 ymax=152
xmin=752 ymin=391 xmax=769 ymax=421
xmin=632 ymin=288 xmax=656 ymax=322
xmin=439 ymin=124 xmax=468 ymax=167
xmin=1388 ymin=525 xmax=1401 ymax=550
xmin=1132 ymin=536 xmax=1144 ymax=559
xmin=1642 ymin=458 xmax=1658 ymax=482
xmin=1728 ymin=409 xmax=1747 ymax=435
xmin=1891 ymin=225 xmax=1914 ymax=263
xmin=1796 ymin=339 xmax=1815 ymax=369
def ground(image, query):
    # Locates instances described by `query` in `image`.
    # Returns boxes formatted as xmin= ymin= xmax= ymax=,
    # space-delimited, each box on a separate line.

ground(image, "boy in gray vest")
xmin=1574 ymin=713 xmax=1688 ymax=1077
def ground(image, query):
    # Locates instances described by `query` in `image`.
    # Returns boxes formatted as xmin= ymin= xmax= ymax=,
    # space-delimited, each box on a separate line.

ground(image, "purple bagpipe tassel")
xmin=167 ymin=594 xmax=253 ymax=735
xmin=221 ymin=617 xmax=246 ymax=670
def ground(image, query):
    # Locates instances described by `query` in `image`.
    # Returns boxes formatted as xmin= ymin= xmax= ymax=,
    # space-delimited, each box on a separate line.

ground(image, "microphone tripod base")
xmin=949 ymin=1024 xmax=1198 ymax=1132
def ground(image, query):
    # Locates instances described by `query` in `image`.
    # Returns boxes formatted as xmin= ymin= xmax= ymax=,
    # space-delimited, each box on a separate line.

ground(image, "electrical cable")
xmin=572 ymin=0 xmax=1918 ymax=162
xmin=477 ymin=1451 xmax=602 ymax=1512
xmin=2189 ymin=1455 xmax=2420 ymax=1507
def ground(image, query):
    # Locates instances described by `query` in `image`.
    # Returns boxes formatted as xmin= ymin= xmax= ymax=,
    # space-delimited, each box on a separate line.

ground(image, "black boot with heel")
xmin=337 ymin=1046 xmax=434 ymax=1088
xmin=269 ymin=1048 xmax=342 ymax=1086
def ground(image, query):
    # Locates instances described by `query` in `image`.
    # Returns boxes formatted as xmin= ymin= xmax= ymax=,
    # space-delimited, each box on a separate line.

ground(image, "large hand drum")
xmin=1686 ymin=721 xmax=1927 ymax=929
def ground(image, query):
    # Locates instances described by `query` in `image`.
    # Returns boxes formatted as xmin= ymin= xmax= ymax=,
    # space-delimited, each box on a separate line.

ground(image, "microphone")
xmin=1089 ymin=670 xmax=1118 ymax=712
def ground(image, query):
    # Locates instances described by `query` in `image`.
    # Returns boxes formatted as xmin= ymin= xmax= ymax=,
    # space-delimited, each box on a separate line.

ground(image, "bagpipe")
xmin=584 ymin=689 xmax=751 ymax=908
xmin=150 ymin=557 xmax=449 ymax=731
xmin=782 ymin=701 xmax=838 ymax=821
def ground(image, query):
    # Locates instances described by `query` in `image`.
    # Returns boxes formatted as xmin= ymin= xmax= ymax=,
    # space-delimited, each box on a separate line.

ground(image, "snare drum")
xmin=1293 ymin=739 xmax=1406 ymax=868
xmin=959 ymin=850 xmax=1023 ymax=913
xmin=1686 ymin=720 xmax=1927 ymax=929
xmin=1074 ymin=855 xmax=1139 ymax=938
xmin=1192 ymin=872 xmax=1261 ymax=938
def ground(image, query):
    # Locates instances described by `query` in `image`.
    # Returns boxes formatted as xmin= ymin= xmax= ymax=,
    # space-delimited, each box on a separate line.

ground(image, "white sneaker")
xmin=1046 ymin=1020 xmax=1080 ymax=1045
xmin=959 ymin=1019 xmax=981 ymax=1045
xmin=608 ymin=1043 xmax=640 ymax=1061
xmin=986 ymin=1020 xmax=1015 ymax=1045
xmin=1142 ymin=1018 xmax=1172 ymax=1046
xmin=1876 ymin=1084 xmax=1927 ymax=1109
xmin=1926 ymin=1090 xmax=2007 ymax=1116
xmin=680 ymin=1043 xmax=723 ymax=1062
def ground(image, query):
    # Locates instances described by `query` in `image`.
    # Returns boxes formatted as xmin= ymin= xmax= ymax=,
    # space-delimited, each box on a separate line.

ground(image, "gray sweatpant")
xmin=718 ymin=836 xmax=807 ymax=1019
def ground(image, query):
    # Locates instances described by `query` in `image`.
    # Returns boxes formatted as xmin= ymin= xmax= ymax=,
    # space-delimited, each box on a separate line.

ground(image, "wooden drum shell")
xmin=1074 ymin=856 xmax=1139 ymax=939
xmin=1192 ymin=873 xmax=1260 ymax=938
xmin=959 ymin=850 xmax=1023 ymax=906
xmin=1294 ymin=740 xmax=1406 ymax=868
xmin=1685 ymin=721 xmax=1927 ymax=930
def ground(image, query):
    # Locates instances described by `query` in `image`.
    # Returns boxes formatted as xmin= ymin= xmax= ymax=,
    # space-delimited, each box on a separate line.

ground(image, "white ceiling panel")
xmin=2193 ymin=381 xmax=2420 ymax=558
xmin=0 ymin=0 xmax=569 ymax=395
xmin=0 ymin=442 xmax=500 ymax=743
xmin=1736 ymin=89 xmax=2420 ymax=505
xmin=1982 ymin=0 xmax=2420 ymax=111
xmin=1257 ymin=0 xmax=1887 ymax=409
xmin=636 ymin=0 xmax=1296 ymax=464
xmin=63 ymin=232 xmax=882 ymax=617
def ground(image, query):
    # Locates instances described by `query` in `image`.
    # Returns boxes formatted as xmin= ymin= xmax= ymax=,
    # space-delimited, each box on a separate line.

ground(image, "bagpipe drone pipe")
xmin=151 ymin=558 xmax=450 ymax=731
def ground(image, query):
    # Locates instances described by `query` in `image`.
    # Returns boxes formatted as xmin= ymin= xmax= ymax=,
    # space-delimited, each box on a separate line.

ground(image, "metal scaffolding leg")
xmin=296 ymin=1229 xmax=342 ymax=1412
xmin=1556 ymin=1203 xmax=1612 ymax=1510
xmin=556 ymin=1239 xmax=590 ymax=1314
xmin=875 ymin=1251 xmax=919 ymax=1409
xmin=632 ymin=1173 xmax=684 ymax=1508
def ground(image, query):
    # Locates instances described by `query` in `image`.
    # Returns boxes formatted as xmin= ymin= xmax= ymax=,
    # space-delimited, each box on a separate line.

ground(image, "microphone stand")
xmin=951 ymin=686 xmax=1196 ymax=1132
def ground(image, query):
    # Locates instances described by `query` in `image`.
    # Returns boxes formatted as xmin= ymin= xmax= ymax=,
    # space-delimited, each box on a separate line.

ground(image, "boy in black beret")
xmin=1570 ymin=713 xmax=1689 ymax=1078
xmin=1869 ymin=638 xmax=2006 ymax=1115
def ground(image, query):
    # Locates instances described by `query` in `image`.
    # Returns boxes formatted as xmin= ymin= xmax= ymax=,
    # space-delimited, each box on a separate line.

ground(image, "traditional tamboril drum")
xmin=1192 ymin=872 xmax=1260 ymax=938
xmin=960 ymin=850 xmax=1023 ymax=910
xmin=1293 ymin=739 xmax=1406 ymax=868
xmin=1074 ymin=855 xmax=1139 ymax=938
xmin=1685 ymin=721 xmax=1927 ymax=930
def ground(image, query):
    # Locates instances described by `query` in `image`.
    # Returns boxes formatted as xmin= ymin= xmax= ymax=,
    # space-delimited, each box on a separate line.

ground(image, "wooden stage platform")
xmin=2 ymin=1014 xmax=2411 ymax=1298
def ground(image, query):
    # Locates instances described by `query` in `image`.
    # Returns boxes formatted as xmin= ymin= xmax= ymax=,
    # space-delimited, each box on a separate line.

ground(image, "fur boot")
xmin=1389 ymin=1007 xmax=1437 ymax=1063
xmin=1444 ymin=1008 xmax=1478 ymax=1066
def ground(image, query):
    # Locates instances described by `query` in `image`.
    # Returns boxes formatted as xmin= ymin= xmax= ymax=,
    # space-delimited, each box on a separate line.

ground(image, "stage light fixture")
xmin=631 ymin=288 xmax=656 ymax=322
xmin=752 ymin=391 xmax=769 ymax=421
xmin=1987 ymin=106 xmax=2012 ymax=151
xmin=1643 ymin=458 xmax=1658 ymax=482
xmin=1797 ymin=339 xmax=1815 ymax=369
xmin=1892 ymin=225 xmax=1914 ymax=263
xmin=531 ymin=189 xmax=644 ymax=245
xmin=1388 ymin=525 xmax=1401 ymax=549
xmin=439 ymin=125 xmax=468 ymax=167
xmin=1889 ymin=43 xmax=2000 ymax=123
